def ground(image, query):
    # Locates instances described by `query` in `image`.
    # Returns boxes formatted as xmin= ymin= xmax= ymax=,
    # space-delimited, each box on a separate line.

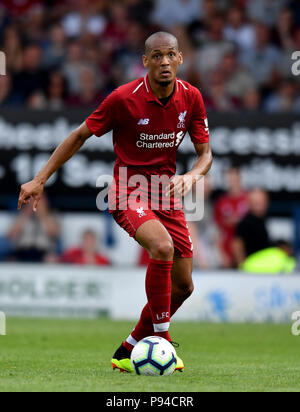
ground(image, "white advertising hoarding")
xmin=0 ymin=264 xmax=300 ymax=323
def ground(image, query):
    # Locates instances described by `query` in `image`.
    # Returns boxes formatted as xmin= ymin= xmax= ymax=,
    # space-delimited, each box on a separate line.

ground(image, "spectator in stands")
xmin=275 ymin=8 xmax=299 ymax=81
xmin=187 ymin=175 xmax=220 ymax=269
xmin=240 ymin=23 xmax=281 ymax=90
xmin=114 ymin=22 xmax=146 ymax=84
xmin=45 ymin=70 xmax=68 ymax=110
xmin=293 ymin=26 xmax=300 ymax=54
xmin=42 ymin=24 xmax=67 ymax=70
xmin=66 ymin=66 xmax=103 ymax=107
xmin=242 ymin=88 xmax=261 ymax=111
xmin=61 ymin=0 xmax=106 ymax=39
xmin=1 ymin=25 xmax=23 ymax=73
xmin=223 ymin=6 xmax=255 ymax=53
xmin=241 ymin=239 xmax=296 ymax=274
xmin=61 ymin=229 xmax=110 ymax=266
xmin=195 ymin=13 xmax=234 ymax=79
xmin=203 ymin=69 xmax=240 ymax=111
xmin=275 ymin=7 xmax=295 ymax=50
xmin=22 ymin=4 xmax=45 ymax=44
xmin=1 ymin=0 xmax=43 ymax=19
xmin=127 ymin=0 xmax=154 ymax=25
xmin=26 ymin=90 xmax=47 ymax=109
xmin=214 ymin=167 xmax=249 ymax=268
xmin=246 ymin=0 xmax=288 ymax=27
xmin=0 ymin=5 xmax=9 ymax=38
xmin=202 ymin=0 xmax=220 ymax=23
xmin=151 ymin=0 xmax=202 ymax=29
xmin=173 ymin=25 xmax=199 ymax=82
xmin=289 ymin=0 xmax=300 ymax=26
xmin=221 ymin=50 xmax=256 ymax=100
xmin=264 ymin=79 xmax=300 ymax=112
xmin=0 ymin=0 xmax=298 ymax=112
xmin=102 ymin=1 xmax=130 ymax=54
xmin=7 ymin=194 xmax=60 ymax=262
xmin=232 ymin=189 xmax=270 ymax=267
xmin=0 ymin=73 xmax=22 ymax=107
xmin=12 ymin=44 xmax=46 ymax=104
xmin=0 ymin=74 xmax=10 ymax=104
xmin=62 ymin=41 xmax=86 ymax=96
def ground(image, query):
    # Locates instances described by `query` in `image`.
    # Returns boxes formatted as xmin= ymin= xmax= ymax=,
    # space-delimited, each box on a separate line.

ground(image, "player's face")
xmin=143 ymin=45 xmax=183 ymax=87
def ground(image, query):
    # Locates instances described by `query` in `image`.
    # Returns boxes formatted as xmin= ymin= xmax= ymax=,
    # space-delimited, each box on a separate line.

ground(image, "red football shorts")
xmin=111 ymin=206 xmax=193 ymax=259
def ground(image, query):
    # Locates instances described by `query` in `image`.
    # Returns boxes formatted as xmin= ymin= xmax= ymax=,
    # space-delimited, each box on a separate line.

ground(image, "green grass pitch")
xmin=0 ymin=318 xmax=300 ymax=392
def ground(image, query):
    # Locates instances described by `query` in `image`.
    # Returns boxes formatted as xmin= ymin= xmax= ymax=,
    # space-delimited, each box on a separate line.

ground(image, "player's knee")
xmin=179 ymin=282 xmax=194 ymax=300
xmin=184 ymin=282 xmax=194 ymax=298
xmin=174 ymin=281 xmax=194 ymax=301
xmin=151 ymin=240 xmax=174 ymax=260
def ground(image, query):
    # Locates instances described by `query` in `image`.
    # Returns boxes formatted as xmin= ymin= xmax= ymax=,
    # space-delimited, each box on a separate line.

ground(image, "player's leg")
xmin=126 ymin=210 xmax=194 ymax=347
xmin=111 ymin=211 xmax=174 ymax=372
xmin=134 ymin=219 xmax=174 ymax=341
xmin=128 ymin=256 xmax=193 ymax=346
xmin=113 ymin=256 xmax=192 ymax=373
xmin=170 ymin=256 xmax=194 ymax=317
xmin=170 ymin=256 xmax=194 ymax=371
xmin=123 ymin=256 xmax=192 ymax=372
xmin=112 ymin=210 xmax=192 ymax=372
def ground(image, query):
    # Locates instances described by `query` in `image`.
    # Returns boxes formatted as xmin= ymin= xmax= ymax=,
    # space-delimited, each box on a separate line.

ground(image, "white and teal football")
xmin=130 ymin=336 xmax=177 ymax=376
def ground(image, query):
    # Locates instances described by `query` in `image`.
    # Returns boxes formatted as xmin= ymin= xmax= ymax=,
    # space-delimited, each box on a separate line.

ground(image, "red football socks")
xmin=125 ymin=261 xmax=189 ymax=350
xmin=129 ymin=299 xmax=183 ymax=348
xmin=126 ymin=258 xmax=173 ymax=347
xmin=145 ymin=258 xmax=172 ymax=341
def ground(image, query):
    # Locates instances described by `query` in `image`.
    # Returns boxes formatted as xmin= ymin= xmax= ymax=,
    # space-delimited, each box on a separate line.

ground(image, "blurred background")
xmin=0 ymin=0 xmax=300 ymax=322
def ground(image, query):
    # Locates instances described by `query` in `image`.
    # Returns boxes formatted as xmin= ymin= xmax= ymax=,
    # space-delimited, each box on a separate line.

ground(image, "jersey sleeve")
xmin=188 ymin=88 xmax=209 ymax=144
xmin=85 ymin=90 xmax=118 ymax=137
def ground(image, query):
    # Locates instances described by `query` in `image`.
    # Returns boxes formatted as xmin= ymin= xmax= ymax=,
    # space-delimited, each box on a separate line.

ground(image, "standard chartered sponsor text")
xmin=137 ymin=132 xmax=175 ymax=149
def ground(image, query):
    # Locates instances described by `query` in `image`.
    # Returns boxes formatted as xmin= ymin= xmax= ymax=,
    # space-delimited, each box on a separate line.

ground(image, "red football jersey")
xmin=86 ymin=75 xmax=209 ymax=210
xmin=86 ymin=75 xmax=209 ymax=172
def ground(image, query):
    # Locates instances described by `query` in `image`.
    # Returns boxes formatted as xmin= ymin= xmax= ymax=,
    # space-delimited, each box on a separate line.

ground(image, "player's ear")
xmin=178 ymin=51 xmax=183 ymax=66
xmin=142 ymin=54 xmax=148 ymax=69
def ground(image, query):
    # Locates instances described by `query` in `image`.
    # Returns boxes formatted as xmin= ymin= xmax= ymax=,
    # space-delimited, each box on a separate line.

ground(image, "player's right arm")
xmin=18 ymin=89 xmax=118 ymax=211
xmin=18 ymin=122 xmax=92 ymax=211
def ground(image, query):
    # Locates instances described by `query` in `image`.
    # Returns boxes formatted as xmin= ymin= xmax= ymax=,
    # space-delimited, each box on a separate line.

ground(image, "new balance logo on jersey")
xmin=136 ymin=207 xmax=146 ymax=217
xmin=138 ymin=118 xmax=150 ymax=125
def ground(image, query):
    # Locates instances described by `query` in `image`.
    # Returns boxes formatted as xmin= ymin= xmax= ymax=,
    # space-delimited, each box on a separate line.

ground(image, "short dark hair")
xmin=144 ymin=31 xmax=179 ymax=55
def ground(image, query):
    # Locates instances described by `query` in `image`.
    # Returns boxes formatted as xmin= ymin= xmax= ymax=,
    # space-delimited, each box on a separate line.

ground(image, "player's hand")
xmin=18 ymin=179 xmax=45 ymax=212
xmin=165 ymin=174 xmax=201 ymax=198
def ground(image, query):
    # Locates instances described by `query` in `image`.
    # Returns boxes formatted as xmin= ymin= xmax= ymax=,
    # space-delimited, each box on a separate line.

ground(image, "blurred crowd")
xmin=187 ymin=167 xmax=296 ymax=273
xmin=0 ymin=169 xmax=296 ymax=273
xmin=0 ymin=0 xmax=300 ymax=112
xmin=0 ymin=193 xmax=112 ymax=266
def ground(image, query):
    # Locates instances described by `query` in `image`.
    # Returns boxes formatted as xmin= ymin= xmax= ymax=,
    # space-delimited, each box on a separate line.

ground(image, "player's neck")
xmin=148 ymin=76 xmax=175 ymax=99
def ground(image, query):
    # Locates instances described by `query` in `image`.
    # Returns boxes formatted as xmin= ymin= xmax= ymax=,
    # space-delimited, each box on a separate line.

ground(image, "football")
xmin=130 ymin=336 xmax=177 ymax=376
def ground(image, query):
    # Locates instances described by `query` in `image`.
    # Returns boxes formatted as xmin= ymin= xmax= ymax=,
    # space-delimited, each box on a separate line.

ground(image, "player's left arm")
xmin=166 ymin=87 xmax=212 ymax=198
xmin=166 ymin=142 xmax=212 ymax=198
xmin=187 ymin=141 xmax=213 ymax=181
